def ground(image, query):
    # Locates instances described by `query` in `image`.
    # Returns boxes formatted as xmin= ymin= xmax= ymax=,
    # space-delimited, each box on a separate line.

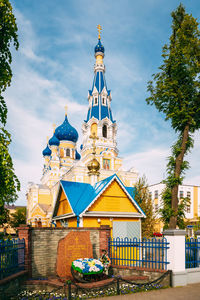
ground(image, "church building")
xmin=26 ymin=27 xmax=145 ymax=238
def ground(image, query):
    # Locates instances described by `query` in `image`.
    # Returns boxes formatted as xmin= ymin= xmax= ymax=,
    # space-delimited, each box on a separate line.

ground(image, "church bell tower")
xmin=81 ymin=25 xmax=121 ymax=172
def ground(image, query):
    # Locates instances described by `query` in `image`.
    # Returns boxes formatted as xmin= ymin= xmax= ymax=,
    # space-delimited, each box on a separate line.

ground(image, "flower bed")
xmin=72 ymin=258 xmax=104 ymax=275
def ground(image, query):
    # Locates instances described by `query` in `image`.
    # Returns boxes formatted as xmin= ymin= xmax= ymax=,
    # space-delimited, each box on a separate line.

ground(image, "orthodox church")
xmin=26 ymin=27 xmax=145 ymax=238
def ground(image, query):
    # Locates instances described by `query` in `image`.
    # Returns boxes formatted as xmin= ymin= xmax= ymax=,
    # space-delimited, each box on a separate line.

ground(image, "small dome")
xmin=49 ymin=134 xmax=60 ymax=146
xmin=95 ymin=39 xmax=104 ymax=54
xmin=87 ymin=158 xmax=100 ymax=174
xmin=55 ymin=115 xmax=78 ymax=143
xmin=42 ymin=144 xmax=52 ymax=157
xmin=80 ymin=144 xmax=83 ymax=150
xmin=75 ymin=150 xmax=81 ymax=160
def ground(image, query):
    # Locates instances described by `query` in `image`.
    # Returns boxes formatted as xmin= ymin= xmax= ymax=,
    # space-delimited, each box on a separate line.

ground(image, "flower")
xmin=72 ymin=258 xmax=104 ymax=275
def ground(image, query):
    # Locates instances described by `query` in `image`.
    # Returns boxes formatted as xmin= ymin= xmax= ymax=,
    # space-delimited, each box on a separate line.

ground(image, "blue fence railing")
xmin=185 ymin=237 xmax=200 ymax=269
xmin=108 ymin=237 xmax=170 ymax=270
xmin=0 ymin=238 xmax=25 ymax=280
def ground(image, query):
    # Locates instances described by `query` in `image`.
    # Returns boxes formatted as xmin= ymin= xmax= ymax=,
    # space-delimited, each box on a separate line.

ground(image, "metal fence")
xmin=108 ymin=237 xmax=170 ymax=270
xmin=0 ymin=238 xmax=25 ymax=280
xmin=185 ymin=237 xmax=200 ymax=269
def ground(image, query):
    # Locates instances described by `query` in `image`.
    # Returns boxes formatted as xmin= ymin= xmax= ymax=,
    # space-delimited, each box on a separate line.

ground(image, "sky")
xmin=5 ymin=0 xmax=200 ymax=206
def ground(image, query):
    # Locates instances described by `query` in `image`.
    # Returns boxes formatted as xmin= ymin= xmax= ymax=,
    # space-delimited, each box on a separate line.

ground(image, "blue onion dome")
xmin=55 ymin=115 xmax=78 ymax=143
xmin=80 ymin=144 xmax=83 ymax=150
xmin=75 ymin=150 xmax=81 ymax=160
xmin=42 ymin=144 xmax=52 ymax=156
xmin=95 ymin=39 xmax=104 ymax=54
xmin=49 ymin=134 xmax=60 ymax=146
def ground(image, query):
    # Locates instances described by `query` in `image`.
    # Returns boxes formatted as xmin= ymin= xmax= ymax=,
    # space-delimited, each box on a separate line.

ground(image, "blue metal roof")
xmin=55 ymin=115 xmax=78 ymax=143
xmin=42 ymin=144 xmax=52 ymax=156
xmin=49 ymin=134 xmax=60 ymax=146
xmin=60 ymin=181 xmax=94 ymax=216
xmin=59 ymin=174 xmax=145 ymax=217
xmin=94 ymin=39 xmax=105 ymax=54
xmin=85 ymin=69 xmax=115 ymax=123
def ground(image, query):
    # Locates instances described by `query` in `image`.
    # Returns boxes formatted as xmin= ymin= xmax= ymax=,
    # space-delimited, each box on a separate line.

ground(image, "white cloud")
xmin=5 ymin=3 xmax=200 ymax=208
xmin=123 ymin=147 xmax=170 ymax=184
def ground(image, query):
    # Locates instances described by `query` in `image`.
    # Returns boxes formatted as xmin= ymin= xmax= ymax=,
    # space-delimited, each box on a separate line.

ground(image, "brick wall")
xmin=18 ymin=226 xmax=111 ymax=278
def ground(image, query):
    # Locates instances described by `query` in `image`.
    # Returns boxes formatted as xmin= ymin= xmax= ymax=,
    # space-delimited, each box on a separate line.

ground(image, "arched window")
xmin=66 ymin=148 xmax=70 ymax=157
xmin=91 ymin=123 xmax=97 ymax=136
xmin=37 ymin=219 xmax=42 ymax=227
xmin=102 ymin=125 xmax=107 ymax=138
xmin=94 ymin=97 xmax=98 ymax=105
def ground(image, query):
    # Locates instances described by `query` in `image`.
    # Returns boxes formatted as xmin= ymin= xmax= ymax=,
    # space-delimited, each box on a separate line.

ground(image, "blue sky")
xmin=5 ymin=0 xmax=200 ymax=205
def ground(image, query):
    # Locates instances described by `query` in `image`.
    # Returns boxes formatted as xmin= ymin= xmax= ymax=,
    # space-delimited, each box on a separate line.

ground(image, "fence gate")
xmin=185 ymin=237 xmax=200 ymax=268
xmin=0 ymin=238 xmax=25 ymax=280
xmin=108 ymin=237 xmax=169 ymax=270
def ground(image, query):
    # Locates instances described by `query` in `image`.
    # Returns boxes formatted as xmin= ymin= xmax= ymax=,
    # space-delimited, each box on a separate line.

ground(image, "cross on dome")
xmin=52 ymin=123 xmax=56 ymax=132
xmin=97 ymin=24 xmax=102 ymax=40
xmin=64 ymin=105 xmax=68 ymax=115
xmin=89 ymin=132 xmax=99 ymax=155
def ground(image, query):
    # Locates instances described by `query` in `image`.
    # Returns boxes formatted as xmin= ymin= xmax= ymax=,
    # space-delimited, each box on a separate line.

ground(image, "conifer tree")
xmin=146 ymin=4 xmax=200 ymax=229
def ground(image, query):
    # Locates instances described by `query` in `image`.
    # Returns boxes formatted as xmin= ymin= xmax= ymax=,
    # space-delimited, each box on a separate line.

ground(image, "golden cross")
xmin=97 ymin=24 xmax=102 ymax=40
xmin=89 ymin=132 xmax=99 ymax=155
xmin=64 ymin=105 xmax=68 ymax=115
xmin=52 ymin=123 xmax=56 ymax=132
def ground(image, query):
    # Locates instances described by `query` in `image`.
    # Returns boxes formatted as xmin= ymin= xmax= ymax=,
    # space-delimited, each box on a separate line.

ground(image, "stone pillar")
xmin=163 ymin=229 xmax=186 ymax=287
xmin=18 ymin=225 xmax=32 ymax=277
xmin=99 ymin=225 xmax=111 ymax=253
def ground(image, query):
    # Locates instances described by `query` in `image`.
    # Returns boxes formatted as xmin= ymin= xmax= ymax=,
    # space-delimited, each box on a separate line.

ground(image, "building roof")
xmin=53 ymin=174 xmax=145 ymax=218
xmin=55 ymin=114 xmax=78 ymax=143
xmin=38 ymin=203 xmax=52 ymax=213
xmin=85 ymin=39 xmax=115 ymax=124
xmin=85 ymin=70 xmax=114 ymax=123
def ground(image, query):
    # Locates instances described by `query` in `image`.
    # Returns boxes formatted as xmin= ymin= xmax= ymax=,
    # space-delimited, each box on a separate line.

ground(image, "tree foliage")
xmin=9 ymin=207 xmax=26 ymax=229
xmin=146 ymin=4 xmax=200 ymax=229
xmin=134 ymin=176 xmax=156 ymax=238
xmin=0 ymin=0 xmax=20 ymax=207
xmin=0 ymin=204 xmax=9 ymax=227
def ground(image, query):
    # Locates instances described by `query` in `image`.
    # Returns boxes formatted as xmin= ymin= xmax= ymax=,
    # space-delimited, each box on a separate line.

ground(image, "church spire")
xmin=85 ymin=26 xmax=115 ymax=123
xmin=81 ymin=27 xmax=118 ymax=168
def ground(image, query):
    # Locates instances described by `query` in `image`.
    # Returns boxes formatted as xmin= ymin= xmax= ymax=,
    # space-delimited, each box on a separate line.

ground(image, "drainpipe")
xmin=77 ymin=216 xmax=80 ymax=228
xmin=51 ymin=221 xmax=57 ymax=227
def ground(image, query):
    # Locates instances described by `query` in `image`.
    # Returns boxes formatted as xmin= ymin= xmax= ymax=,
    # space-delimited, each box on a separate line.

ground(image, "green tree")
xmin=134 ymin=176 xmax=156 ymax=238
xmin=9 ymin=207 xmax=26 ymax=229
xmin=0 ymin=204 xmax=9 ymax=232
xmin=0 ymin=0 xmax=20 ymax=207
xmin=146 ymin=4 xmax=200 ymax=229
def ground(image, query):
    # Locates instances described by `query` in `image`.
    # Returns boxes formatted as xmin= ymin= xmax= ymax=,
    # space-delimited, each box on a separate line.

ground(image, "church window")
xmin=66 ymin=148 xmax=70 ymax=157
xmin=186 ymin=205 xmax=191 ymax=213
xmin=102 ymin=97 xmax=106 ymax=105
xmin=154 ymin=190 xmax=158 ymax=199
xmin=187 ymin=191 xmax=191 ymax=199
xmin=91 ymin=123 xmax=97 ymax=136
xmin=179 ymin=191 xmax=184 ymax=199
xmin=37 ymin=218 xmax=42 ymax=227
xmin=94 ymin=97 xmax=98 ymax=105
xmin=102 ymin=124 xmax=107 ymax=138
